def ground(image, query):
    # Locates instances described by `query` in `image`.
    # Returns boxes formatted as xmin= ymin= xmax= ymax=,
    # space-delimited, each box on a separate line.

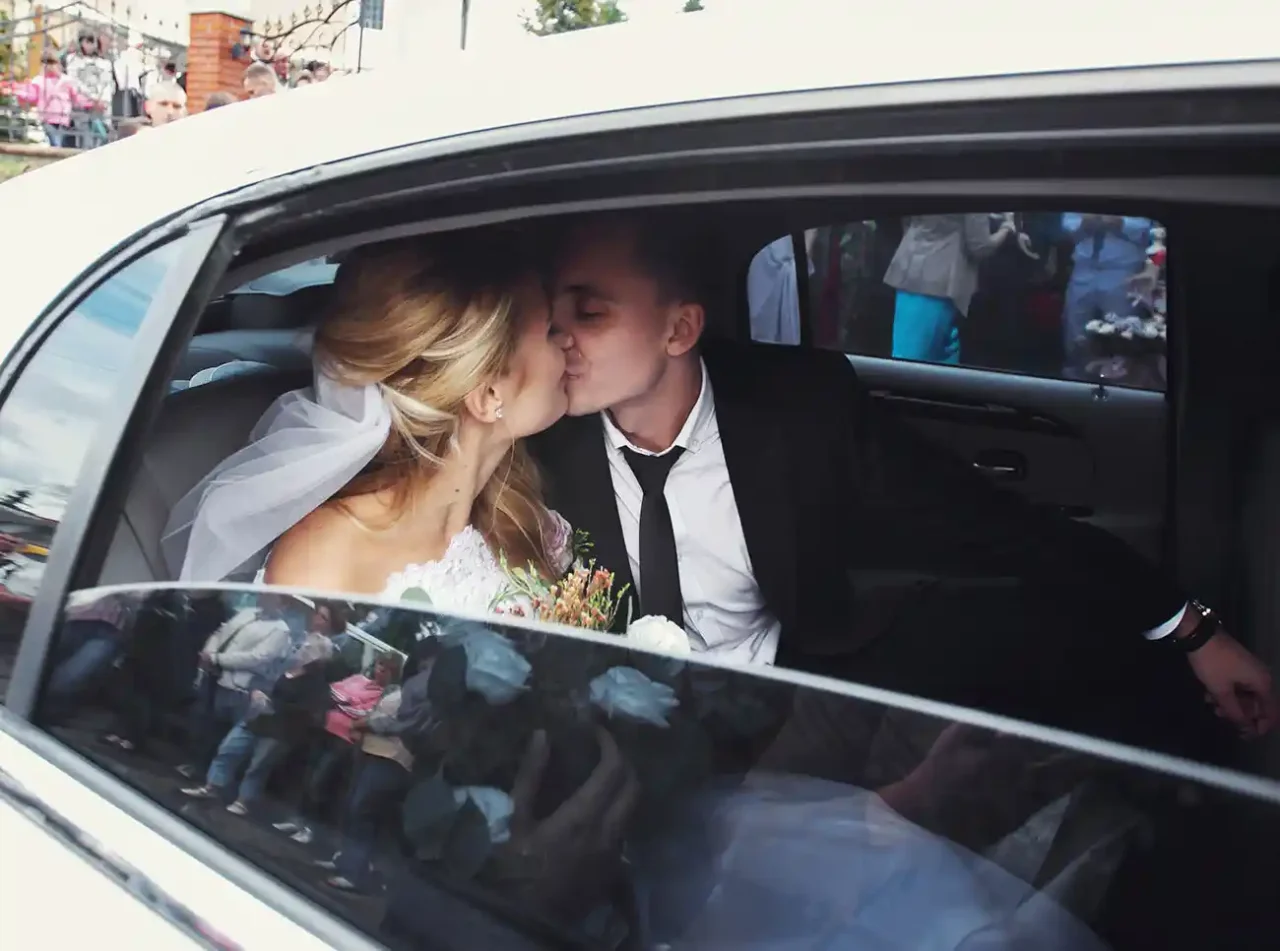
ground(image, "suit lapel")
xmin=541 ymin=416 xmax=637 ymax=631
xmin=705 ymin=353 xmax=798 ymax=636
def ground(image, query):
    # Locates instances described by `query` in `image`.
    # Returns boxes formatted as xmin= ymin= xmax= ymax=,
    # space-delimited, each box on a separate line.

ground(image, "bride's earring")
xmin=495 ymin=405 xmax=504 ymax=420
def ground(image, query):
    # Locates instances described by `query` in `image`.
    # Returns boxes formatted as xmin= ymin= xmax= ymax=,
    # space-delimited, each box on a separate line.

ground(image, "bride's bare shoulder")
xmin=262 ymin=503 xmax=373 ymax=591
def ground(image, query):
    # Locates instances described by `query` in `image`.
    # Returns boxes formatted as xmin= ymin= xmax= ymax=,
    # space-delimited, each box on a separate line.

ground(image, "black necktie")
xmin=623 ymin=447 xmax=685 ymax=626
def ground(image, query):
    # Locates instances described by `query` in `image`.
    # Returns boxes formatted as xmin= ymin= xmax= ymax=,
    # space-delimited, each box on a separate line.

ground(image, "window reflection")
xmin=41 ymin=585 xmax=1280 ymax=951
xmin=0 ymin=241 xmax=184 ymax=686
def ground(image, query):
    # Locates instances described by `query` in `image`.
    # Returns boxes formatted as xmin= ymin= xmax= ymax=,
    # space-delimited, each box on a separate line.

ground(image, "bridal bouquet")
xmin=497 ymin=525 xmax=693 ymax=659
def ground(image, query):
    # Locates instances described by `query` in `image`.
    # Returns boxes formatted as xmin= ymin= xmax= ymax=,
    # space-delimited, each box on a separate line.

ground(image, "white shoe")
xmin=176 ymin=764 xmax=199 ymax=779
xmin=180 ymin=785 xmax=216 ymax=800
xmin=226 ymin=801 xmax=249 ymax=816
xmin=272 ymin=819 xmax=301 ymax=833
xmin=290 ymin=826 xmax=314 ymax=845
xmin=313 ymin=853 xmax=339 ymax=871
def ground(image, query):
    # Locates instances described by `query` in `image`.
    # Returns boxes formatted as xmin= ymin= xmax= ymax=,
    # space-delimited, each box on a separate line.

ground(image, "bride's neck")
xmin=404 ymin=421 xmax=510 ymax=544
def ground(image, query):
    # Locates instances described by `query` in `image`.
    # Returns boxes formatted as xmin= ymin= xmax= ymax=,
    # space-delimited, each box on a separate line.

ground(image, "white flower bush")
xmin=589 ymin=666 xmax=679 ymax=728
xmin=626 ymin=615 xmax=691 ymax=656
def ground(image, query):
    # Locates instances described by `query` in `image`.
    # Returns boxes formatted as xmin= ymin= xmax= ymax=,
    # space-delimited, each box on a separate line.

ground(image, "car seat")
xmin=100 ymin=370 xmax=309 ymax=585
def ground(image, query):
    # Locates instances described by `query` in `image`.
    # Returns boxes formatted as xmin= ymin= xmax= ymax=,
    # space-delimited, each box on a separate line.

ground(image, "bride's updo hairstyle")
xmin=314 ymin=229 xmax=558 ymax=579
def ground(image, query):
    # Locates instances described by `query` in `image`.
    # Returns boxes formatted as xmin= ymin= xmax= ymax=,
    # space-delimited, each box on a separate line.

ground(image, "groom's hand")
xmin=491 ymin=726 xmax=640 ymax=924
xmin=1185 ymin=629 xmax=1277 ymax=737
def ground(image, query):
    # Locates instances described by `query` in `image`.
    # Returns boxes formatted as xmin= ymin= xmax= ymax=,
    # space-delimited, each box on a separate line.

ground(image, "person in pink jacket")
xmin=325 ymin=659 xmax=397 ymax=740
xmin=15 ymin=50 xmax=93 ymax=148
xmin=273 ymin=653 xmax=402 ymax=846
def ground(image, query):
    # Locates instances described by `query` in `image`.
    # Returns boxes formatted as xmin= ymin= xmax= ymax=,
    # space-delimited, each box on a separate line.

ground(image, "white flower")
xmin=460 ymin=628 xmax=531 ymax=705
xmin=626 ymin=615 xmax=691 ymax=656
xmin=589 ymin=666 xmax=679 ymax=728
xmin=453 ymin=786 xmax=514 ymax=844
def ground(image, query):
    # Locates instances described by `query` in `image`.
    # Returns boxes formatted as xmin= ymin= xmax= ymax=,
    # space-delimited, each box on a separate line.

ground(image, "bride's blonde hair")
xmin=314 ymin=232 xmax=557 ymax=579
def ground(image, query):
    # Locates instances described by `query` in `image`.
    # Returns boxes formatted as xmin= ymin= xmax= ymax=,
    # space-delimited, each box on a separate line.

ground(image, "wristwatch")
xmin=1173 ymin=600 xmax=1220 ymax=653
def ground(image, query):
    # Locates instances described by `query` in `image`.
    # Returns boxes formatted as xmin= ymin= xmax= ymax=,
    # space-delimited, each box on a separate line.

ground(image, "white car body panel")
xmin=0 ymin=1 xmax=1276 ymax=363
xmin=0 ymin=723 xmax=372 ymax=951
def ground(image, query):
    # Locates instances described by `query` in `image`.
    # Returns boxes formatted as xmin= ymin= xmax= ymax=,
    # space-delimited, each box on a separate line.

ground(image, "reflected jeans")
xmin=45 ymin=620 xmax=124 ymax=719
xmin=206 ymin=721 xmax=290 ymax=803
xmin=283 ymin=735 xmax=354 ymax=828
xmin=335 ymin=753 xmax=413 ymax=889
xmin=188 ymin=683 xmax=250 ymax=770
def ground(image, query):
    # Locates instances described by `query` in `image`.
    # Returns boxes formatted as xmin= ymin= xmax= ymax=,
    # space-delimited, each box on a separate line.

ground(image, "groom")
xmin=528 ymin=212 xmax=1276 ymax=748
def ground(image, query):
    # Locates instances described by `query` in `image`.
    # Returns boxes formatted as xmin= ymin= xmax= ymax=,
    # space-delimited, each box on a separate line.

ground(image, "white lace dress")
xmin=379 ymin=525 xmax=524 ymax=615
xmin=255 ymin=512 xmax=572 ymax=619
xmin=378 ymin=512 xmax=573 ymax=616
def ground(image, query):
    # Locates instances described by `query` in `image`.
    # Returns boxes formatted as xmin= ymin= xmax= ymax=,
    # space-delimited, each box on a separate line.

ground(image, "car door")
xmin=747 ymin=211 xmax=1168 ymax=565
xmin=20 ymin=579 xmax=1280 ymax=951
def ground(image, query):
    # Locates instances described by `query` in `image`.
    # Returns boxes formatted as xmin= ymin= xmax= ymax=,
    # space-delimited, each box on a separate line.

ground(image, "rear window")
xmin=749 ymin=212 xmax=1168 ymax=390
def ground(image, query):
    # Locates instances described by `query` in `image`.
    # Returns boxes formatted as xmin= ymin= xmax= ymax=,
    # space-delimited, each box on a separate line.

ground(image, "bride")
xmin=163 ymin=231 xmax=575 ymax=609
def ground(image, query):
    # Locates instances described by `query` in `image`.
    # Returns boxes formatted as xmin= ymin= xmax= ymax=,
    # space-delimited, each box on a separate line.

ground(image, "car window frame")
xmin=5 ymin=217 xmax=231 ymax=717
xmin=1 ymin=217 xmax=389 ymax=951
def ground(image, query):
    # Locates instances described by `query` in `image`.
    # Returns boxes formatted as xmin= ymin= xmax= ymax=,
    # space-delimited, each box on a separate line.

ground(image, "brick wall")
xmin=186 ymin=11 xmax=251 ymax=113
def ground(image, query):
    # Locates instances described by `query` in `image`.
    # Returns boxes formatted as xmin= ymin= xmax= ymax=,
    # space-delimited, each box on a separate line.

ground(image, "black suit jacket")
xmin=528 ymin=341 xmax=1187 ymax=677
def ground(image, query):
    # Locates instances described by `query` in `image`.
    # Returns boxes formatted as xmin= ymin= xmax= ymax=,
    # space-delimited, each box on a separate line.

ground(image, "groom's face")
xmin=552 ymin=220 xmax=691 ymax=417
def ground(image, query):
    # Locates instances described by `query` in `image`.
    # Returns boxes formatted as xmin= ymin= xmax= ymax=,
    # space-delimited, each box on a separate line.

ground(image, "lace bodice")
xmin=380 ymin=525 xmax=527 ymax=615
xmin=255 ymin=511 xmax=571 ymax=617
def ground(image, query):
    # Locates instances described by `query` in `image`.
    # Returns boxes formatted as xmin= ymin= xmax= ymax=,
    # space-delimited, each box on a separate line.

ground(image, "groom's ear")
xmin=665 ymin=301 xmax=705 ymax=358
xmin=463 ymin=383 xmax=504 ymax=425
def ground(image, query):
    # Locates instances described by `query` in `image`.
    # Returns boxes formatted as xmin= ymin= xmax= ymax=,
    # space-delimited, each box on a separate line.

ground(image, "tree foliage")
xmin=683 ymin=0 xmax=705 ymax=11
xmin=522 ymin=0 xmax=627 ymax=36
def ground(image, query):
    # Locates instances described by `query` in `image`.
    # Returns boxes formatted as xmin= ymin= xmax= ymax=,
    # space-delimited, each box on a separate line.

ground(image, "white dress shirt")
xmin=601 ymin=362 xmax=782 ymax=665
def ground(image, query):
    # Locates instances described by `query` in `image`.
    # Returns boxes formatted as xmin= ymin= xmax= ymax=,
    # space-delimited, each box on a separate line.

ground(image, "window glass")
xmin=0 ymin=240 xmax=187 ymax=691
xmin=748 ymin=213 xmax=1168 ymax=390
xmin=40 ymin=584 xmax=1280 ymax=951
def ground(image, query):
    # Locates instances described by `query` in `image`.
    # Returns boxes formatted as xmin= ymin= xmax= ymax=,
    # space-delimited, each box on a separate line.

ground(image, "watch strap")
xmin=1174 ymin=603 xmax=1219 ymax=653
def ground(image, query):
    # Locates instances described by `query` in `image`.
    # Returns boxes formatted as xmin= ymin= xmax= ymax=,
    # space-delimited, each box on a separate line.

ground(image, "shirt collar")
xmin=602 ymin=358 xmax=717 ymax=458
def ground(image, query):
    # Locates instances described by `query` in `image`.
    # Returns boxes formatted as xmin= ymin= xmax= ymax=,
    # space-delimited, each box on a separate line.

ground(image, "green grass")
xmin=0 ymin=152 xmax=63 ymax=183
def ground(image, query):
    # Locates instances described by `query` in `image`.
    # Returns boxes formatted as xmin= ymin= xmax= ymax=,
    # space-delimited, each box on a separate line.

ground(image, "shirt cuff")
xmin=1143 ymin=603 xmax=1189 ymax=641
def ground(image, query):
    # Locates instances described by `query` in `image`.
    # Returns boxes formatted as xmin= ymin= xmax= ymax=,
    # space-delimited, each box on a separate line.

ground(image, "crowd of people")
xmin=44 ymin=586 xmax=431 ymax=894
xmin=4 ymin=28 xmax=336 ymax=148
xmin=749 ymin=212 xmax=1169 ymax=389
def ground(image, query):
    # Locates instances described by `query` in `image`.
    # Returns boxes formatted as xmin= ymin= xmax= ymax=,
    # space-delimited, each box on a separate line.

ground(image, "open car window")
xmin=36 ymin=584 xmax=1280 ymax=951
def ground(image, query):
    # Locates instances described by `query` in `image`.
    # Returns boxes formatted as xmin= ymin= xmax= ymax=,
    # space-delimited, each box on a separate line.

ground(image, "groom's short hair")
xmin=562 ymin=210 xmax=716 ymax=307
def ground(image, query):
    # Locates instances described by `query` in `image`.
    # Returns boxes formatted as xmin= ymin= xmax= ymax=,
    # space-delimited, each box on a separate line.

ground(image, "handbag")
xmin=193 ymin=610 xmax=259 ymax=702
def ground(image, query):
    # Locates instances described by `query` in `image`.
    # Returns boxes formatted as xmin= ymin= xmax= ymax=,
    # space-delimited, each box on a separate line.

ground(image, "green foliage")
xmin=522 ymin=0 xmax=627 ymax=36
xmin=683 ymin=0 xmax=705 ymax=11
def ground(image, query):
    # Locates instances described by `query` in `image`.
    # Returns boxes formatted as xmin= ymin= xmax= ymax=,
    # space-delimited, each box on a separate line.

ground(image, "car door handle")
xmin=972 ymin=449 xmax=1026 ymax=481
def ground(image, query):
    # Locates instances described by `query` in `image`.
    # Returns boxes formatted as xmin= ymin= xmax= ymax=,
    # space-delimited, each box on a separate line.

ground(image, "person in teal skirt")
xmin=883 ymin=214 xmax=1015 ymax=364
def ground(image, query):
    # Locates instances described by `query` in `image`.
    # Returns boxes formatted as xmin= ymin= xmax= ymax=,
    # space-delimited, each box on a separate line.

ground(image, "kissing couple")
xmin=163 ymin=210 xmax=1274 ymax=741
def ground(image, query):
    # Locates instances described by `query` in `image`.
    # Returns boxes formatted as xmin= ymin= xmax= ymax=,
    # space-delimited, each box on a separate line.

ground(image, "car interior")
xmin=53 ymin=192 xmax=1272 ymax=944
xmin=98 ymin=200 xmax=1280 ymax=732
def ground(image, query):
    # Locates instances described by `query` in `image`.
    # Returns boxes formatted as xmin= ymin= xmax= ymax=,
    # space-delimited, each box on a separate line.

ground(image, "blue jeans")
xmin=43 ymin=123 xmax=71 ymax=147
xmin=207 ymin=721 xmax=290 ymax=803
xmin=335 ymin=754 xmax=413 ymax=888
xmin=891 ymin=290 xmax=961 ymax=365
xmin=1061 ymin=271 xmax=1137 ymax=379
xmin=45 ymin=620 xmax=124 ymax=718
xmin=188 ymin=684 xmax=251 ymax=770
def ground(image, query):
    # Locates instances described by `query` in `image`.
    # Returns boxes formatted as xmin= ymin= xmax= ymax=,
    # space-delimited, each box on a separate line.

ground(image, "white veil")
xmin=161 ymin=367 xmax=392 ymax=582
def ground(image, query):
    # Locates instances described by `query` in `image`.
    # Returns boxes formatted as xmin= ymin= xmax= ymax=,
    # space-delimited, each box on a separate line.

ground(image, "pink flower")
xmin=542 ymin=510 xmax=574 ymax=575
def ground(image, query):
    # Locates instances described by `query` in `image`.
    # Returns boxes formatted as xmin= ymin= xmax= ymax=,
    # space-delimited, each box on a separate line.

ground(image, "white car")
xmin=2 ymin=6 xmax=1280 ymax=949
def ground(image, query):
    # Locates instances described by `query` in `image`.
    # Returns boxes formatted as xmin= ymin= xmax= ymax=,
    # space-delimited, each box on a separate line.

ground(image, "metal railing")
xmin=1 ymin=99 xmax=125 ymax=150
